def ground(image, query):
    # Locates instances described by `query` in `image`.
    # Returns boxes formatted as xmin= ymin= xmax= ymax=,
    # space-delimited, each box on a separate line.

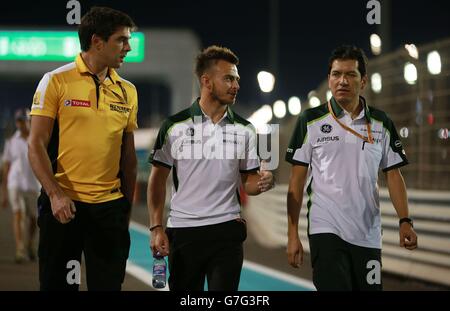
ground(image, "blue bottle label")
xmin=153 ymin=263 xmax=166 ymax=275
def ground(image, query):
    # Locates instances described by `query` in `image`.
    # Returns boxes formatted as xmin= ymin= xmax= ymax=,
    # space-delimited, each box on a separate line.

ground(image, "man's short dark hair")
xmin=78 ymin=7 xmax=136 ymax=51
xmin=15 ymin=108 xmax=30 ymax=121
xmin=195 ymin=45 xmax=239 ymax=80
xmin=328 ymin=45 xmax=368 ymax=77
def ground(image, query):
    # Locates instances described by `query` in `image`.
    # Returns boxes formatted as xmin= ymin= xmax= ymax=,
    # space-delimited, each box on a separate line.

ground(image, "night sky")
xmin=2 ymin=0 xmax=450 ymax=111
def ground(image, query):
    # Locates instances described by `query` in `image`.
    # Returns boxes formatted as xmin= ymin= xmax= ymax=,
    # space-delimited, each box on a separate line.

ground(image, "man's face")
xmin=205 ymin=60 xmax=240 ymax=106
xmin=15 ymin=119 xmax=29 ymax=132
xmin=97 ymin=26 xmax=132 ymax=69
xmin=328 ymin=59 xmax=367 ymax=105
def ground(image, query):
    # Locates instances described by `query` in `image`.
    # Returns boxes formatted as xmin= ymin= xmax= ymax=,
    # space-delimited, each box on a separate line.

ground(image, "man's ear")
xmin=91 ymin=34 xmax=104 ymax=51
xmin=201 ymin=73 xmax=212 ymax=90
xmin=361 ymin=75 xmax=368 ymax=90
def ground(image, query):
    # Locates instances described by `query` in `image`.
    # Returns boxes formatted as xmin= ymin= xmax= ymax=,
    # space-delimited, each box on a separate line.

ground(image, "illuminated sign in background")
xmin=0 ymin=31 xmax=145 ymax=62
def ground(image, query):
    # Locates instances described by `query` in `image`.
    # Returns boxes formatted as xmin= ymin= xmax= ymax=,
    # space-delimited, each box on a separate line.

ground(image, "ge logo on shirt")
xmin=320 ymin=124 xmax=333 ymax=134
xmin=186 ymin=128 xmax=195 ymax=136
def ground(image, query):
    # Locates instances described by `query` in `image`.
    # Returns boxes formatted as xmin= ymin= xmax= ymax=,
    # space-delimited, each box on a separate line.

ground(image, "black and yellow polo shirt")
xmin=31 ymin=54 xmax=138 ymax=203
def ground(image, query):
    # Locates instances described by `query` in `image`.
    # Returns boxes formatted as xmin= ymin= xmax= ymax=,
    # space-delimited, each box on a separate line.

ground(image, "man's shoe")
xmin=28 ymin=247 xmax=37 ymax=262
xmin=14 ymin=251 xmax=26 ymax=264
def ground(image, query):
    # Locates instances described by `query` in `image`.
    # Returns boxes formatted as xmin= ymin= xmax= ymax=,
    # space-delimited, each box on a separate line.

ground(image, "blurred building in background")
xmin=0 ymin=28 xmax=200 ymax=150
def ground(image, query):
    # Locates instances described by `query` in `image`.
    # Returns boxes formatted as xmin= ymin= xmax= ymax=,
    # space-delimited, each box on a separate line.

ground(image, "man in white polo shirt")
xmin=2 ymin=108 xmax=40 ymax=263
xmin=148 ymin=45 xmax=274 ymax=290
xmin=286 ymin=45 xmax=418 ymax=290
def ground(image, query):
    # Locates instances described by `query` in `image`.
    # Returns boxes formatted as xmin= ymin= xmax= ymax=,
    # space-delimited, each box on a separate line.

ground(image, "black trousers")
xmin=166 ymin=219 xmax=247 ymax=291
xmin=37 ymin=193 xmax=131 ymax=291
xmin=309 ymin=233 xmax=382 ymax=291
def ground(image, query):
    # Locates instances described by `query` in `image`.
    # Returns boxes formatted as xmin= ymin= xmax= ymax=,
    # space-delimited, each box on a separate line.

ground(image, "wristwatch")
xmin=399 ymin=217 xmax=413 ymax=227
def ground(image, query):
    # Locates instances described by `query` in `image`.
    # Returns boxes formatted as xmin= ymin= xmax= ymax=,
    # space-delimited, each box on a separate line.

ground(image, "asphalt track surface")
xmin=0 ymin=203 xmax=448 ymax=291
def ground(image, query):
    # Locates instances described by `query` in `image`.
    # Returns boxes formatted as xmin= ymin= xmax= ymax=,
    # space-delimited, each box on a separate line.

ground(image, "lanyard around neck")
xmin=328 ymin=100 xmax=374 ymax=144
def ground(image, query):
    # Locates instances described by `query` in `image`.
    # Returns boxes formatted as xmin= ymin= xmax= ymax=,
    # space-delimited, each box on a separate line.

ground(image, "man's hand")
xmin=400 ymin=223 xmax=418 ymax=250
xmin=151 ymin=227 xmax=170 ymax=257
xmin=49 ymin=193 xmax=76 ymax=224
xmin=241 ymin=161 xmax=274 ymax=195
xmin=257 ymin=161 xmax=274 ymax=193
xmin=287 ymin=234 xmax=303 ymax=268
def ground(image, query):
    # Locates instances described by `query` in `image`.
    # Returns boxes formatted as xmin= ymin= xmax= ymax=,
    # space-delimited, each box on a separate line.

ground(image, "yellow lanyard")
xmin=328 ymin=100 xmax=374 ymax=144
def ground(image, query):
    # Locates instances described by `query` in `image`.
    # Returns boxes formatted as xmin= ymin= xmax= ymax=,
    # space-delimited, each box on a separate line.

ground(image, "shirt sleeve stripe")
xmin=382 ymin=160 xmax=409 ymax=172
xmin=149 ymin=159 xmax=172 ymax=169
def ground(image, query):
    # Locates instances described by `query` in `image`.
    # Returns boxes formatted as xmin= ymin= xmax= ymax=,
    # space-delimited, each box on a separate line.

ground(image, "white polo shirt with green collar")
xmin=286 ymin=96 xmax=408 ymax=249
xmin=150 ymin=99 xmax=260 ymax=228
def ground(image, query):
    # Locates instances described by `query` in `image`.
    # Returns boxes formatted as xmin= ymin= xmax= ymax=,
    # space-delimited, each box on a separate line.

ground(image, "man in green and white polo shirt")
xmin=147 ymin=45 xmax=274 ymax=290
xmin=286 ymin=45 xmax=418 ymax=291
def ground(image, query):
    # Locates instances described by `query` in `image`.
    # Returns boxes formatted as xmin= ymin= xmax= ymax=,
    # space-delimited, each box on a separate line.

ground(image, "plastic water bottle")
xmin=152 ymin=252 xmax=166 ymax=289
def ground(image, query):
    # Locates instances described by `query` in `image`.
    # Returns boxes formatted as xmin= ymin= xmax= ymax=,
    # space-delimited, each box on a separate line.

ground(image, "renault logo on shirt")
xmin=321 ymin=124 xmax=333 ymax=133
xmin=110 ymin=103 xmax=131 ymax=114
xmin=32 ymin=91 xmax=41 ymax=106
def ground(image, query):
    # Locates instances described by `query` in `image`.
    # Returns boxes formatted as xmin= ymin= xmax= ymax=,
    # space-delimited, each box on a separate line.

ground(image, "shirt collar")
xmin=329 ymin=96 xmax=371 ymax=122
xmin=75 ymin=53 xmax=119 ymax=84
xmin=13 ymin=130 xmax=22 ymax=139
xmin=190 ymin=97 xmax=235 ymax=124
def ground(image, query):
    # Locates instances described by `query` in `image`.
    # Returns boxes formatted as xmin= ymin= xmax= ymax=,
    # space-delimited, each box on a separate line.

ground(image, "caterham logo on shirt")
xmin=64 ymin=99 xmax=91 ymax=107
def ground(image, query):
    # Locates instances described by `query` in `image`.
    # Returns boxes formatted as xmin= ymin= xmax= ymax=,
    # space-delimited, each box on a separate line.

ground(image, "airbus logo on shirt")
xmin=316 ymin=136 xmax=340 ymax=143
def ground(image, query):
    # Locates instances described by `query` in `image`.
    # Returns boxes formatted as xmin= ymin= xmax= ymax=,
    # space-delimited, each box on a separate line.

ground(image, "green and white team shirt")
xmin=285 ymin=96 xmax=408 ymax=249
xmin=150 ymin=98 xmax=260 ymax=228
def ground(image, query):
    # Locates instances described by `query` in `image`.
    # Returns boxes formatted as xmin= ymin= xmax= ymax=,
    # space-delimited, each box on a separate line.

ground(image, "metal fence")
xmin=246 ymin=185 xmax=450 ymax=286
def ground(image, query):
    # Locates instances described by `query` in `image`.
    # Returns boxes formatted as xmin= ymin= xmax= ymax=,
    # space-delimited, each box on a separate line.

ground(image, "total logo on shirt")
xmin=64 ymin=99 xmax=91 ymax=107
